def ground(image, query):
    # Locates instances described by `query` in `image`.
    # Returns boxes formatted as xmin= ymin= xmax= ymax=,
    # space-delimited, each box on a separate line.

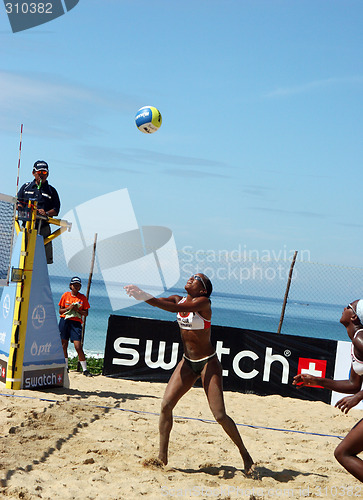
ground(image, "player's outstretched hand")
xmin=293 ymin=373 xmax=317 ymax=388
xmin=335 ymin=394 xmax=362 ymax=414
xmin=124 ymin=285 xmax=153 ymax=302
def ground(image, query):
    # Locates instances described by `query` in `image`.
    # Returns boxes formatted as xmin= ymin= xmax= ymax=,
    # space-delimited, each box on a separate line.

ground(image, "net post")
xmin=77 ymin=233 xmax=98 ymax=372
xmin=277 ymin=251 xmax=298 ymax=334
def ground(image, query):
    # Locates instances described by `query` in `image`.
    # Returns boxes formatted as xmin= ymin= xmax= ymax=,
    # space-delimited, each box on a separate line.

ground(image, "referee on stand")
xmin=17 ymin=160 xmax=61 ymax=264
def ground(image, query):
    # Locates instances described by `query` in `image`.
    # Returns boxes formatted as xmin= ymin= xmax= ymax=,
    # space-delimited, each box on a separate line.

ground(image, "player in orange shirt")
xmin=58 ymin=276 xmax=92 ymax=376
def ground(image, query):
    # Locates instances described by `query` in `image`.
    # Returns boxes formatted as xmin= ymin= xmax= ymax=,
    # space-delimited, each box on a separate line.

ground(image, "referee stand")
xmin=0 ymin=198 xmax=72 ymax=390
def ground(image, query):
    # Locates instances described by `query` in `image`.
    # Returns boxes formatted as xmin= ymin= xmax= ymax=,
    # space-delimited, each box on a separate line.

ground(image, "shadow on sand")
xmin=173 ymin=463 xmax=327 ymax=482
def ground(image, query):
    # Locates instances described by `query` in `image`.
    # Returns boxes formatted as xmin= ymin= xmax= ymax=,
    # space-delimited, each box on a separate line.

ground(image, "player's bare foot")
xmin=142 ymin=457 xmax=165 ymax=469
xmin=158 ymin=452 xmax=168 ymax=466
xmin=243 ymin=453 xmax=255 ymax=475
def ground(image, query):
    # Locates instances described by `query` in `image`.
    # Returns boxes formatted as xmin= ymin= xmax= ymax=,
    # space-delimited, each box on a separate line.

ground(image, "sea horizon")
xmin=44 ymin=275 xmax=348 ymax=358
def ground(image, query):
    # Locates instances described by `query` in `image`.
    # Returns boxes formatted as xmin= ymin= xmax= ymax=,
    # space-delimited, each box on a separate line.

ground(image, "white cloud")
xmin=0 ymin=70 xmax=135 ymax=138
xmin=264 ymin=76 xmax=363 ymax=98
xmin=78 ymin=145 xmax=230 ymax=178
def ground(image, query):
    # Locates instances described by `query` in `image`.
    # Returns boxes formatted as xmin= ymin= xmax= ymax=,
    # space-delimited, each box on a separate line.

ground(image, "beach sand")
xmin=0 ymin=373 xmax=362 ymax=499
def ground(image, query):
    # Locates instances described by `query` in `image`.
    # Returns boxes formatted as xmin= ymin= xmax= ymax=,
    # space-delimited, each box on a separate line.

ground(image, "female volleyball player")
xmin=293 ymin=300 xmax=363 ymax=482
xmin=124 ymin=273 xmax=254 ymax=474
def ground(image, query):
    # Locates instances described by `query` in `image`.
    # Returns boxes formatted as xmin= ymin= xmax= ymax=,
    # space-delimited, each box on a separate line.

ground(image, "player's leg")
xmin=158 ymin=359 xmax=199 ymax=465
xmin=201 ymin=356 xmax=254 ymax=473
xmin=334 ymin=418 xmax=363 ymax=482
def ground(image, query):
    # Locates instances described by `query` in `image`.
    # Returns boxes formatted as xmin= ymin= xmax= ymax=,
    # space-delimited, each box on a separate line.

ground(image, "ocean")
xmin=48 ymin=275 xmax=347 ymax=358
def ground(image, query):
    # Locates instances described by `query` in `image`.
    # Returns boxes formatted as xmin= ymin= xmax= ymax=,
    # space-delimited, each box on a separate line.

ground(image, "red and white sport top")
xmin=176 ymin=297 xmax=211 ymax=330
xmin=351 ymin=329 xmax=363 ymax=376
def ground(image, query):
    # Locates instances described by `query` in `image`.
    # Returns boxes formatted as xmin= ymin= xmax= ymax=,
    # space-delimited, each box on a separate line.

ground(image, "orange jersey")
xmin=58 ymin=291 xmax=90 ymax=323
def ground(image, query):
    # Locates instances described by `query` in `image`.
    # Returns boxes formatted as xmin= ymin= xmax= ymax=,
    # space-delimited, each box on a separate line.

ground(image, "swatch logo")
xmin=4 ymin=0 xmax=79 ymax=33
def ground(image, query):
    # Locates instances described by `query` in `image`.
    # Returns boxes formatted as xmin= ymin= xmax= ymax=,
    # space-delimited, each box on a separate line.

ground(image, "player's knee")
xmin=160 ymin=399 xmax=174 ymax=414
xmin=213 ymin=410 xmax=227 ymax=424
xmin=334 ymin=444 xmax=345 ymax=464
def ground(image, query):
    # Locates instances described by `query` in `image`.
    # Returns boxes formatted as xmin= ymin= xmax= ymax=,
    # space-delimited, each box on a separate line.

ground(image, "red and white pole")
xmin=16 ymin=123 xmax=23 ymax=198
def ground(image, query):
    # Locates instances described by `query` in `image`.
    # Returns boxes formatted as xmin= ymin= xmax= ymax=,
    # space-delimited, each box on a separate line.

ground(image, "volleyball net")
xmin=0 ymin=193 xmax=16 ymax=286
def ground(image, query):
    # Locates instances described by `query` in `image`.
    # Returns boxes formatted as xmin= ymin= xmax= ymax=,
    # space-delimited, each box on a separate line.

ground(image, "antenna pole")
xmin=16 ymin=124 xmax=23 ymax=198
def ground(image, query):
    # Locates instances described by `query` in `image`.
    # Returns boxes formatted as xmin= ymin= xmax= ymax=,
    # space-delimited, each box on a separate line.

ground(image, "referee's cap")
xmin=70 ymin=276 xmax=82 ymax=286
xmin=33 ymin=160 xmax=49 ymax=172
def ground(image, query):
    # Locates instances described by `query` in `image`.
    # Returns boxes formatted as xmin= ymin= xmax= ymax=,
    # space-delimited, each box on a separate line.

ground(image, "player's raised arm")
xmin=124 ymin=285 xmax=182 ymax=308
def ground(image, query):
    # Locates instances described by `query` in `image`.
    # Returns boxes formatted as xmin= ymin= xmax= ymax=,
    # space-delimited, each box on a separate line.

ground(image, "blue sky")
xmin=1 ymin=0 xmax=362 ymax=273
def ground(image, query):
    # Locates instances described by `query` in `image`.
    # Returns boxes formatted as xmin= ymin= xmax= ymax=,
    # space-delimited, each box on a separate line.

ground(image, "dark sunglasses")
xmin=192 ymin=274 xmax=207 ymax=289
xmin=347 ymin=303 xmax=356 ymax=313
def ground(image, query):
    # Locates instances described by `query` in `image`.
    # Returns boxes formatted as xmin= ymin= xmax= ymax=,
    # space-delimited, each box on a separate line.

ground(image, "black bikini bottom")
xmin=183 ymin=352 xmax=217 ymax=375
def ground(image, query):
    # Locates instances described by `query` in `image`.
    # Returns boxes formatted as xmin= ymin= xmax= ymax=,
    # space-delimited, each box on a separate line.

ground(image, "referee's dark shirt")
xmin=17 ymin=180 xmax=61 ymax=215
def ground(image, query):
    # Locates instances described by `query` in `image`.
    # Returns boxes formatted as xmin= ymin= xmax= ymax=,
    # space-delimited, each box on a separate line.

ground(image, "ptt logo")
xmin=32 ymin=304 xmax=46 ymax=329
xmin=31 ymin=340 xmax=51 ymax=356
xmin=297 ymin=357 xmax=327 ymax=388
xmin=4 ymin=0 xmax=80 ymax=33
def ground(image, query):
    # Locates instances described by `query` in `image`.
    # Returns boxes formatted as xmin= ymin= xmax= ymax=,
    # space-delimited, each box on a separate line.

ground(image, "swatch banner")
xmin=103 ymin=315 xmax=337 ymax=404
xmin=0 ymin=358 xmax=7 ymax=383
xmin=22 ymin=366 xmax=65 ymax=389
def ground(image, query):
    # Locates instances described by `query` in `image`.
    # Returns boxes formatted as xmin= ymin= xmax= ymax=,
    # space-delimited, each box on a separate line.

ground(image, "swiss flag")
xmin=297 ymin=358 xmax=327 ymax=388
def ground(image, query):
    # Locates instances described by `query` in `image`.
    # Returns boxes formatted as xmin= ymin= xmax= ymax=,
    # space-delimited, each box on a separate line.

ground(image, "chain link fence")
xmin=1 ymin=202 xmax=361 ymax=361
xmin=47 ymin=237 xmax=363 ymax=358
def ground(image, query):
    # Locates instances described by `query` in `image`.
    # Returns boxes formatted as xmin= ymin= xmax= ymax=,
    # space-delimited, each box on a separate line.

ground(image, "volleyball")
xmin=135 ymin=106 xmax=162 ymax=134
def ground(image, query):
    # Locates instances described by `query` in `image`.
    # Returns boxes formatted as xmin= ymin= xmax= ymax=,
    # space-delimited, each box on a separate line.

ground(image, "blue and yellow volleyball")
xmin=135 ymin=106 xmax=162 ymax=134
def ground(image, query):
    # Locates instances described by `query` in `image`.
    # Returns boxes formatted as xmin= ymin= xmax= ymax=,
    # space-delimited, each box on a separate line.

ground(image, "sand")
xmin=0 ymin=372 xmax=362 ymax=499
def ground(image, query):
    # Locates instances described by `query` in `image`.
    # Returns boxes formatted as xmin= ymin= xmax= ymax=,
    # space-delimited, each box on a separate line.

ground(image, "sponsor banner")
xmin=0 ymin=357 xmax=7 ymax=383
xmin=22 ymin=366 xmax=65 ymax=390
xmin=331 ymin=340 xmax=363 ymax=409
xmin=103 ymin=315 xmax=337 ymax=403
xmin=0 ymin=235 xmax=23 ymax=356
xmin=23 ymin=235 xmax=65 ymax=366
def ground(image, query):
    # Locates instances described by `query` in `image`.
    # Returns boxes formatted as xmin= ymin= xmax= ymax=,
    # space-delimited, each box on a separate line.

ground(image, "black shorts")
xmin=183 ymin=352 xmax=217 ymax=375
xmin=59 ymin=318 xmax=82 ymax=342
